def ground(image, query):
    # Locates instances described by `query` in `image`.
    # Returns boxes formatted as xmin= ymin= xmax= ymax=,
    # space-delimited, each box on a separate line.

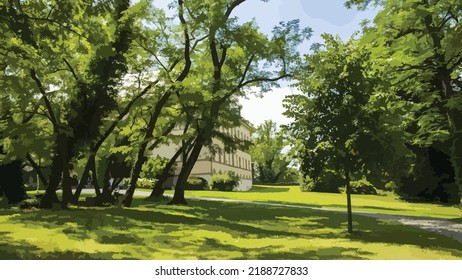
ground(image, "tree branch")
xmin=147 ymin=121 xmax=177 ymax=150
xmin=30 ymin=69 xmax=59 ymax=128
xmin=177 ymin=0 xmax=192 ymax=81
xmin=62 ymin=58 xmax=79 ymax=81
xmin=26 ymin=153 xmax=49 ymax=186
xmin=238 ymin=54 xmax=255 ymax=86
xmin=93 ymin=80 xmax=159 ymax=151
xmin=224 ymin=0 xmax=246 ymax=19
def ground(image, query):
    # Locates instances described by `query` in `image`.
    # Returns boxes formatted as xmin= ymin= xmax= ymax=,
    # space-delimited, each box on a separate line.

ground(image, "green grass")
xmin=152 ymin=185 xmax=462 ymax=220
xmin=1 ymin=197 xmax=461 ymax=260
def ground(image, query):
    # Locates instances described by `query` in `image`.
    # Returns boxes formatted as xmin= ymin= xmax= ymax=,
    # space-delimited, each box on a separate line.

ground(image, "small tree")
xmin=285 ymin=35 xmax=409 ymax=233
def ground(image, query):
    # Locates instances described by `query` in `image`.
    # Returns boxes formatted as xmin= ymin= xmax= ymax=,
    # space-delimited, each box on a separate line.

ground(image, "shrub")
xmin=0 ymin=160 xmax=28 ymax=204
xmin=300 ymin=170 xmax=342 ymax=193
xmin=210 ymin=172 xmax=239 ymax=191
xmin=397 ymin=147 xmax=460 ymax=204
xmin=137 ymin=178 xmax=155 ymax=189
xmin=349 ymin=178 xmax=377 ymax=195
xmin=18 ymin=197 xmax=40 ymax=209
xmin=185 ymin=176 xmax=208 ymax=190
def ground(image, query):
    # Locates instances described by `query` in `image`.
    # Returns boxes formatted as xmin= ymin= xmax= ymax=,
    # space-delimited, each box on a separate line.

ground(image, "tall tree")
xmin=168 ymin=0 xmax=311 ymax=205
xmin=0 ymin=0 xmax=150 ymax=208
xmin=349 ymin=0 xmax=462 ymax=205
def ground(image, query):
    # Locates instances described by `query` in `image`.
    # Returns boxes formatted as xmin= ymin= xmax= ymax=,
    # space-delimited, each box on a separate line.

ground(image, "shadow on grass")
xmin=1 ymin=197 xmax=462 ymax=259
xmin=318 ymin=204 xmax=401 ymax=212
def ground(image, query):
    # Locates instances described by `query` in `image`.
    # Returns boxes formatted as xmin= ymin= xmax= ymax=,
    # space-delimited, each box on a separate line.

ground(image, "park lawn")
xmin=156 ymin=185 xmax=462 ymax=220
xmin=0 ymin=197 xmax=461 ymax=260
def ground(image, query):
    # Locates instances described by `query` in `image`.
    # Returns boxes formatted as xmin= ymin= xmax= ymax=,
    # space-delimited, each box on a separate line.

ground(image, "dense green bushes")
xmin=209 ymin=172 xmax=240 ymax=191
xmin=349 ymin=178 xmax=377 ymax=195
xmin=137 ymin=178 xmax=155 ymax=189
xmin=397 ymin=147 xmax=459 ymax=204
xmin=0 ymin=160 xmax=28 ymax=204
xmin=185 ymin=176 xmax=208 ymax=190
xmin=300 ymin=170 xmax=343 ymax=193
xmin=301 ymin=172 xmax=378 ymax=195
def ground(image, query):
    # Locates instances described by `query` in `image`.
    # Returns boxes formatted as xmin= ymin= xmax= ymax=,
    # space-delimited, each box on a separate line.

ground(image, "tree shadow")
xmin=1 ymin=198 xmax=462 ymax=259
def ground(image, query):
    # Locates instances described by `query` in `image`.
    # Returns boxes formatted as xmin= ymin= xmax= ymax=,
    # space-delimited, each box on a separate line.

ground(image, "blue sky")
xmin=236 ymin=0 xmax=378 ymax=127
xmin=152 ymin=0 xmax=378 ymax=127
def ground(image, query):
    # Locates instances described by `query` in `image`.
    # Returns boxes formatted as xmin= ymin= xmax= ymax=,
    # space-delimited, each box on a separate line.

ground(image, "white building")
xmin=153 ymin=121 xmax=254 ymax=191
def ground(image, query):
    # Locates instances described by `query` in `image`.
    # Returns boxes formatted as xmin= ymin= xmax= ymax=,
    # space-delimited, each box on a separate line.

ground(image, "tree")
xmin=250 ymin=120 xmax=290 ymax=183
xmin=0 ymin=1 xmax=160 ymax=208
xmin=285 ymin=35 xmax=409 ymax=233
xmin=349 ymin=0 xmax=462 ymax=205
xmin=168 ymin=0 xmax=311 ymax=205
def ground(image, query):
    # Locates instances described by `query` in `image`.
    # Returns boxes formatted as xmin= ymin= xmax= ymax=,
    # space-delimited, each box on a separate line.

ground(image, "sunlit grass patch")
xmin=0 ymin=197 xmax=461 ymax=260
xmin=170 ymin=184 xmax=462 ymax=219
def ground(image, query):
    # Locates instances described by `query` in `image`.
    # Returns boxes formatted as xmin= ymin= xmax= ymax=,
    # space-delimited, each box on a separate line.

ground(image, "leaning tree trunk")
xmin=169 ymin=134 xmax=205 ymax=205
xmin=71 ymin=154 xmax=94 ymax=204
xmin=121 ymin=91 xmax=173 ymax=207
xmin=147 ymin=136 xmax=196 ymax=199
xmin=148 ymin=150 xmax=180 ymax=199
xmin=40 ymin=152 xmax=62 ymax=208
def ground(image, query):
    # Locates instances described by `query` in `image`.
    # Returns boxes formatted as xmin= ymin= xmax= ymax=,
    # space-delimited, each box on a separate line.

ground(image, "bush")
xmin=0 ymin=160 xmax=28 ymax=204
xmin=137 ymin=178 xmax=155 ymax=189
xmin=210 ymin=172 xmax=239 ymax=191
xmin=300 ymin=170 xmax=343 ymax=193
xmin=18 ymin=197 xmax=40 ymax=209
xmin=397 ymin=147 xmax=460 ymax=204
xmin=349 ymin=178 xmax=377 ymax=195
xmin=185 ymin=176 xmax=208 ymax=190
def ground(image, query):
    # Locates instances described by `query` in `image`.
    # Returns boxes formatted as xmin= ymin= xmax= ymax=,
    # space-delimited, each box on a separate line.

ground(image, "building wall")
xmin=153 ymin=122 xmax=254 ymax=191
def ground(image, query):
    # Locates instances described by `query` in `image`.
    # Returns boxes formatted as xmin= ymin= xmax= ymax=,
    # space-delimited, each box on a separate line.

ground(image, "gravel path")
xmin=83 ymin=189 xmax=462 ymax=244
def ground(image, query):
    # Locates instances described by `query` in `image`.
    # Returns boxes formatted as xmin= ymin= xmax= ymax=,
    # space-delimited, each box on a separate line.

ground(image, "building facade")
xmin=153 ymin=121 xmax=254 ymax=191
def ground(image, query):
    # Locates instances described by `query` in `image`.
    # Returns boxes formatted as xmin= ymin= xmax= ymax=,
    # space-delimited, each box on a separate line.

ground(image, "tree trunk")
xmin=71 ymin=154 xmax=94 ymax=204
xmin=60 ymin=141 xmax=73 ymax=209
xmin=345 ymin=168 xmax=353 ymax=234
xmin=448 ymin=109 xmax=462 ymax=207
xmin=98 ymin=157 xmax=116 ymax=205
xmin=121 ymin=90 xmax=174 ymax=207
xmin=148 ymin=136 xmax=195 ymax=199
xmin=40 ymin=153 xmax=62 ymax=208
xmin=169 ymin=134 xmax=205 ymax=205
xmin=26 ymin=153 xmax=49 ymax=187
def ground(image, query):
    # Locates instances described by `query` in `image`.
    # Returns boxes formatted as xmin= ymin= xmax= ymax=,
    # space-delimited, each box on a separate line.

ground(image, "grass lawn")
xmin=1 ymin=195 xmax=462 ymax=260
xmin=152 ymin=185 xmax=462 ymax=220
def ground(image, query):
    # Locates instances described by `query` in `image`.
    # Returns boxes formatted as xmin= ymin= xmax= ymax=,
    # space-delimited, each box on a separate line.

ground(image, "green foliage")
xmin=300 ymin=171 xmax=343 ymax=193
xmin=18 ymin=197 xmax=40 ymax=209
xmin=349 ymin=178 xmax=377 ymax=195
xmin=250 ymin=120 xmax=291 ymax=183
xmin=140 ymin=156 xmax=171 ymax=180
xmin=210 ymin=171 xmax=240 ymax=192
xmin=397 ymin=147 xmax=459 ymax=204
xmin=285 ymin=34 xmax=409 ymax=191
xmin=185 ymin=176 xmax=208 ymax=190
xmin=137 ymin=178 xmax=155 ymax=189
xmin=358 ymin=0 xmax=462 ymax=204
